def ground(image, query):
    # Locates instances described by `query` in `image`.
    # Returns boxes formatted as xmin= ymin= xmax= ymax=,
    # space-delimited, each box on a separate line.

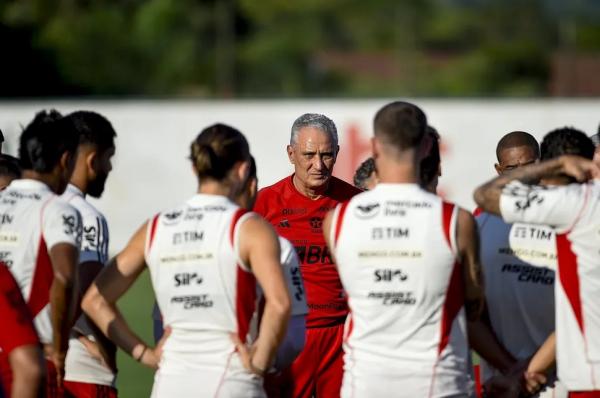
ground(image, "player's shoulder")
xmin=329 ymin=176 xmax=363 ymax=200
xmin=65 ymin=194 xmax=105 ymax=222
xmin=257 ymin=176 xmax=290 ymax=197
xmin=46 ymin=195 xmax=81 ymax=218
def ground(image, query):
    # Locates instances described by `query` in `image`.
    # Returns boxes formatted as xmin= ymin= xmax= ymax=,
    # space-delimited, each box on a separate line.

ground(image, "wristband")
xmin=134 ymin=346 xmax=147 ymax=362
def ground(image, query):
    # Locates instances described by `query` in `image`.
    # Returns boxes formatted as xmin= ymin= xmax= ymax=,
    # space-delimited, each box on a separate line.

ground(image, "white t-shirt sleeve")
xmin=79 ymin=211 xmax=109 ymax=264
xmin=43 ymin=200 xmax=82 ymax=250
xmin=500 ymin=181 xmax=585 ymax=232
xmin=279 ymin=237 xmax=309 ymax=316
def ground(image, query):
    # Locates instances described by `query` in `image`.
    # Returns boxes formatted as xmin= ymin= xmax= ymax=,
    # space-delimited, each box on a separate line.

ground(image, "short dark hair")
xmin=0 ymin=154 xmax=21 ymax=179
xmin=190 ymin=123 xmax=250 ymax=181
xmin=374 ymin=101 xmax=427 ymax=151
xmin=541 ymin=127 xmax=595 ymax=161
xmin=420 ymin=127 xmax=441 ymax=187
xmin=67 ymin=111 xmax=116 ymax=152
xmin=353 ymin=158 xmax=376 ymax=189
xmin=496 ymin=131 xmax=539 ymax=162
xmin=18 ymin=110 xmax=79 ymax=173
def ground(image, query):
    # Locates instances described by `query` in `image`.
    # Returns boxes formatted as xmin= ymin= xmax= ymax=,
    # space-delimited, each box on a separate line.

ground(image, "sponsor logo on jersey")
xmin=368 ymin=291 xmax=416 ymax=305
xmin=294 ymin=245 xmax=332 ymax=265
xmin=317 ymin=205 xmax=334 ymax=213
xmin=0 ymin=251 xmax=13 ymax=268
xmin=504 ymin=185 xmax=546 ymax=212
xmin=172 ymin=230 xmax=204 ymax=245
xmin=159 ymin=252 xmax=214 ymax=263
xmin=512 ymin=226 xmax=553 ymax=240
xmin=279 ymin=219 xmax=291 ymax=228
xmin=184 ymin=208 xmax=204 ymax=221
xmin=62 ymin=214 xmax=80 ymax=237
xmin=498 ymin=247 xmax=557 ymax=261
xmin=309 ymin=217 xmax=323 ymax=232
xmin=374 ymin=269 xmax=408 ymax=282
xmin=307 ymin=302 xmax=346 ymax=310
xmin=282 ymin=208 xmax=307 ymax=216
xmin=372 ymin=227 xmax=409 ymax=240
xmin=0 ymin=214 xmax=13 ymax=225
xmin=358 ymin=250 xmax=422 ymax=258
xmin=501 ymin=263 xmax=554 ymax=285
xmin=171 ymin=295 xmax=214 ymax=309
xmin=289 ymin=266 xmax=304 ymax=301
xmin=174 ymin=272 xmax=203 ymax=286
xmin=0 ymin=232 xmax=19 ymax=245
xmin=83 ymin=224 xmax=98 ymax=249
xmin=163 ymin=210 xmax=183 ymax=225
xmin=354 ymin=203 xmax=380 ymax=219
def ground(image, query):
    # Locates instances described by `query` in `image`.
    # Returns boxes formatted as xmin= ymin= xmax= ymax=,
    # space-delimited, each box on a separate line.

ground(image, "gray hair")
xmin=290 ymin=113 xmax=338 ymax=147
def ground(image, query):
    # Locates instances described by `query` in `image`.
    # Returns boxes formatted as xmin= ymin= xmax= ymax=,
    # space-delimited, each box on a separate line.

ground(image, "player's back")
xmin=332 ymin=183 xmax=471 ymax=397
xmin=145 ymin=193 xmax=256 ymax=374
xmin=476 ymin=214 xmax=556 ymax=360
xmin=0 ymin=179 xmax=81 ymax=345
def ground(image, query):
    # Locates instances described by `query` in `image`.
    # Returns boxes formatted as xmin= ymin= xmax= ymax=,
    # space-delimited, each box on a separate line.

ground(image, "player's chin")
xmin=307 ymin=174 xmax=330 ymax=187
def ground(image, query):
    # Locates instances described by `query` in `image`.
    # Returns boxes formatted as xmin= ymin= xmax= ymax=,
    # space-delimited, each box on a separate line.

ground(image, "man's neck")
xmin=376 ymin=159 xmax=419 ymax=185
xmin=69 ymin=175 xmax=87 ymax=196
xmin=292 ymin=174 xmax=329 ymax=200
xmin=21 ymin=170 xmax=60 ymax=193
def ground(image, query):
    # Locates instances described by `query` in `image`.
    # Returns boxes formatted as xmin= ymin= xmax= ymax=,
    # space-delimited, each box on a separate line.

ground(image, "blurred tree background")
xmin=1 ymin=0 xmax=600 ymax=98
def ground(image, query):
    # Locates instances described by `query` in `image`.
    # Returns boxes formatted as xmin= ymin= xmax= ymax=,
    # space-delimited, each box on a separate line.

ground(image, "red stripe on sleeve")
xmin=556 ymin=233 xmax=584 ymax=333
xmin=229 ymin=209 xmax=249 ymax=248
xmin=441 ymin=202 xmax=455 ymax=250
xmin=27 ymin=237 xmax=54 ymax=317
xmin=437 ymin=261 xmax=465 ymax=355
xmin=236 ymin=266 xmax=257 ymax=343
xmin=472 ymin=207 xmax=483 ymax=217
xmin=334 ymin=201 xmax=350 ymax=246
xmin=147 ymin=214 xmax=160 ymax=252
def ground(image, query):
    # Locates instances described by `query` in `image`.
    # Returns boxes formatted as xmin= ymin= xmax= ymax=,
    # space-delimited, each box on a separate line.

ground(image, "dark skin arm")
xmin=48 ymin=242 xmax=80 ymax=386
xmin=74 ymin=261 xmax=117 ymax=372
xmin=474 ymin=155 xmax=599 ymax=216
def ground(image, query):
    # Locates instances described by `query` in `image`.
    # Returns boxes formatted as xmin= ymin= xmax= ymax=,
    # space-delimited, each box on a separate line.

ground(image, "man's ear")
xmin=236 ymin=160 xmax=250 ymax=182
xmin=494 ymin=163 xmax=502 ymax=176
xmin=334 ymin=145 xmax=340 ymax=161
xmin=287 ymin=145 xmax=295 ymax=164
xmin=86 ymin=151 xmax=98 ymax=178
xmin=371 ymin=137 xmax=379 ymax=159
xmin=60 ymin=151 xmax=71 ymax=170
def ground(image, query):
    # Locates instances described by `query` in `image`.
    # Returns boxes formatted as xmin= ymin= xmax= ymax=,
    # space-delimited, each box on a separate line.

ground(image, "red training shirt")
xmin=254 ymin=175 xmax=361 ymax=328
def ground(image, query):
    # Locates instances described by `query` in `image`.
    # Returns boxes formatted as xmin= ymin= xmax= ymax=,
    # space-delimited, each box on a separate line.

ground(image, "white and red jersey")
xmin=145 ymin=194 xmax=264 ymax=397
xmin=476 ymin=212 xmax=566 ymax=397
xmin=0 ymin=179 xmax=81 ymax=345
xmin=273 ymin=237 xmax=308 ymax=317
xmin=500 ymin=180 xmax=600 ymax=391
xmin=331 ymin=183 xmax=472 ymax=398
xmin=61 ymin=184 xmax=114 ymax=387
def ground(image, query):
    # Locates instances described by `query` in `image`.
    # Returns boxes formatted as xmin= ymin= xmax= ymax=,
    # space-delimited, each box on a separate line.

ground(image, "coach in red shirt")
xmin=254 ymin=113 xmax=361 ymax=398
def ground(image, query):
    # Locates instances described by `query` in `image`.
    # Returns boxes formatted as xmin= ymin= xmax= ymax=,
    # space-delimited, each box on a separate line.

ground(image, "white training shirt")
xmin=500 ymin=180 xmax=600 ymax=391
xmin=0 ymin=179 xmax=81 ymax=344
xmin=331 ymin=184 xmax=472 ymax=398
xmin=272 ymin=237 xmax=308 ymax=316
xmin=61 ymin=184 xmax=114 ymax=386
xmin=476 ymin=212 xmax=565 ymax=396
xmin=145 ymin=194 xmax=259 ymax=379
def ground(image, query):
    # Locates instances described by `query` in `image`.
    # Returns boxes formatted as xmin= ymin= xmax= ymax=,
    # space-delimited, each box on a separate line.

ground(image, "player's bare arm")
xmin=236 ymin=215 xmax=291 ymax=374
xmin=474 ymin=155 xmax=598 ymax=215
xmin=523 ymin=332 xmax=555 ymax=394
xmin=322 ymin=210 xmax=334 ymax=262
xmin=76 ymin=260 xmax=118 ymax=372
xmin=48 ymin=241 xmax=80 ymax=383
xmin=82 ymin=221 xmax=171 ymax=369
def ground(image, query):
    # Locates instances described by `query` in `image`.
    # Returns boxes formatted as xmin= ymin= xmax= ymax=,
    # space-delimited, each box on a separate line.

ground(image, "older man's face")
xmin=287 ymin=127 xmax=338 ymax=191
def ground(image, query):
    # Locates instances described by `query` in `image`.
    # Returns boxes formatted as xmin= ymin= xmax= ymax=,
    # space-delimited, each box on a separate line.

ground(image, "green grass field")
xmin=115 ymin=269 xmax=155 ymax=397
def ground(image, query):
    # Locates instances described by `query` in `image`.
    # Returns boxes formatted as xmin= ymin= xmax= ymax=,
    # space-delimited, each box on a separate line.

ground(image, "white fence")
xmin=1 ymin=99 xmax=598 ymax=252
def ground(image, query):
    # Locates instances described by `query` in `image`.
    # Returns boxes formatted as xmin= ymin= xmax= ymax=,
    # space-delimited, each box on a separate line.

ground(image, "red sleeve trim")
xmin=147 ymin=214 xmax=160 ymax=252
xmin=334 ymin=201 xmax=350 ymax=246
xmin=230 ymin=209 xmax=249 ymax=248
xmin=442 ymin=202 xmax=455 ymax=250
